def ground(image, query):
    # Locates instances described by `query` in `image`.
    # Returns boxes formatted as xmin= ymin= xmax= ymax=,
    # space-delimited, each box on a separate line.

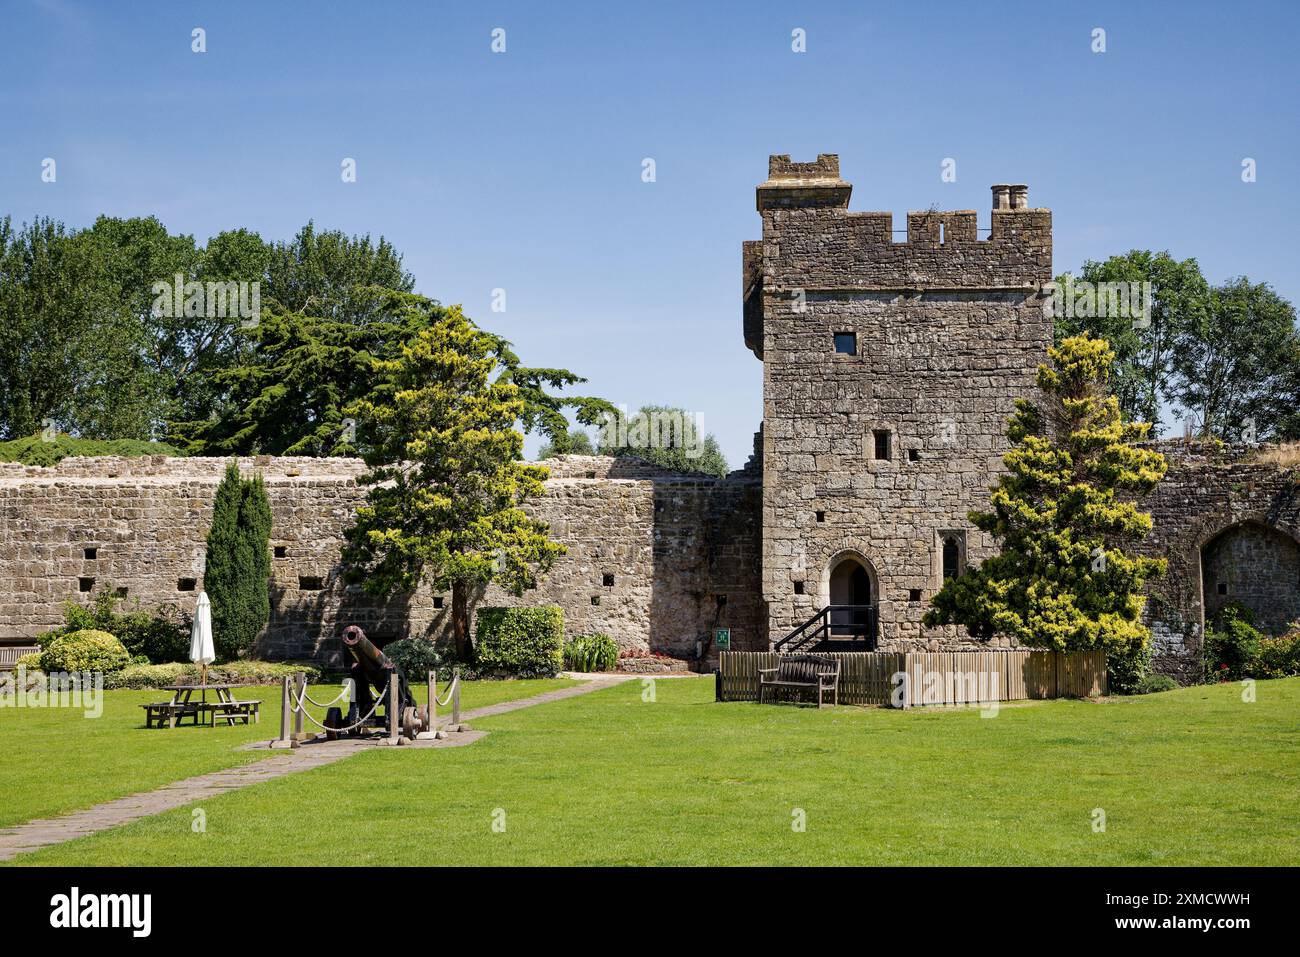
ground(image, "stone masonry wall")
xmin=0 ymin=454 xmax=764 ymax=666
xmin=1137 ymin=442 xmax=1300 ymax=681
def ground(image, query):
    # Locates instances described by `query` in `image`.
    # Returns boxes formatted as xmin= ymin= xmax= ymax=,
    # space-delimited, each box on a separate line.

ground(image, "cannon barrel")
xmin=341 ymin=624 xmax=400 ymax=691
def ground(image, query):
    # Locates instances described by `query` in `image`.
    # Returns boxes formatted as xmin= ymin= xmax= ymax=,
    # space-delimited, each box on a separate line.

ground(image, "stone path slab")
xmin=0 ymin=675 xmax=631 ymax=862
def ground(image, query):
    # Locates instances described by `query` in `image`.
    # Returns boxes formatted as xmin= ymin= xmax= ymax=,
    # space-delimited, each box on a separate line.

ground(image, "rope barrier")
xmin=291 ymin=688 xmax=386 ymax=734
xmin=292 ymin=680 xmax=353 ymax=711
xmin=434 ymin=673 xmax=460 ymax=708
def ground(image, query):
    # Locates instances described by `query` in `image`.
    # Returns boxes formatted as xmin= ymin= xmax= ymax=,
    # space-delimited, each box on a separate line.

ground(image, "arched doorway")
xmin=1201 ymin=521 xmax=1300 ymax=635
xmin=826 ymin=553 xmax=877 ymax=645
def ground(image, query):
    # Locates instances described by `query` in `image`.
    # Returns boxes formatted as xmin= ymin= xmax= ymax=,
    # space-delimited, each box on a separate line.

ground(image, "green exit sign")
xmin=714 ymin=628 xmax=731 ymax=650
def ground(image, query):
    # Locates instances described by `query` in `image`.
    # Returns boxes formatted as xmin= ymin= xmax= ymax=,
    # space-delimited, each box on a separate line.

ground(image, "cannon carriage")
xmin=325 ymin=625 xmax=430 ymax=741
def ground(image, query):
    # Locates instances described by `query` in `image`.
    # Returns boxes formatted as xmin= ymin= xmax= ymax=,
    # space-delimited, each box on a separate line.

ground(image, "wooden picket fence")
xmin=716 ymin=648 xmax=1106 ymax=708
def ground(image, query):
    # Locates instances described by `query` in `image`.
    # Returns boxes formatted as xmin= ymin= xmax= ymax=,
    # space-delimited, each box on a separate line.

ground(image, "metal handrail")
xmin=775 ymin=604 xmax=878 ymax=653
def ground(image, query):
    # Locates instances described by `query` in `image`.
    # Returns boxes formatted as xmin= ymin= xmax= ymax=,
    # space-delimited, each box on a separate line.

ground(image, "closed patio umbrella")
xmin=190 ymin=591 xmax=215 ymax=687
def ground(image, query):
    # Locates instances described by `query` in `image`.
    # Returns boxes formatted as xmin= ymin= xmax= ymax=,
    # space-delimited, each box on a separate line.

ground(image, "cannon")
xmin=324 ymin=625 xmax=429 ymax=741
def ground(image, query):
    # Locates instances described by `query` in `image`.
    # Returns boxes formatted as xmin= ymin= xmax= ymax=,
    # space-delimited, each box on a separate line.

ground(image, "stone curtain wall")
xmin=1138 ymin=443 xmax=1300 ymax=681
xmin=0 ymin=454 xmax=764 ymax=665
xmin=747 ymin=154 xmax=1053 ymax=648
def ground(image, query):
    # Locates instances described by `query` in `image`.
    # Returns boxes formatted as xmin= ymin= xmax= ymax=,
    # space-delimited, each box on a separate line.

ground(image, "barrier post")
xmin=270 ymin=676 xmax=298 ymax=749
xmin=386 ymin=669 xmax=400 ymax=745
xmin=416 ymin=669 xmax=438 ymax=739
xmin=291 ymin=671 xmax=307 ymax=741
xmin=451 ymin=668 xmax=461 ymax=726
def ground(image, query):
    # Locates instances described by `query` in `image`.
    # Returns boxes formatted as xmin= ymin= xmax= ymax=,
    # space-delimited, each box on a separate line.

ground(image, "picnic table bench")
xmin=758 ymin=654 xmax=840 ymax=708
xmin=142 ymin=684 xmax=261 ymax=729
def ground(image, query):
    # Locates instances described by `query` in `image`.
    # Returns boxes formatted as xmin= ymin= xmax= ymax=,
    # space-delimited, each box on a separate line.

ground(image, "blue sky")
xmin=2 ymin=0 xmax=1297 ymax=465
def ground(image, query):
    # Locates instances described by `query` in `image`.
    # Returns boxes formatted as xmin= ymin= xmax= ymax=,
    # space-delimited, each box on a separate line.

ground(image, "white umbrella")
xmin=190 ymin=591 xmax=215 ymax=686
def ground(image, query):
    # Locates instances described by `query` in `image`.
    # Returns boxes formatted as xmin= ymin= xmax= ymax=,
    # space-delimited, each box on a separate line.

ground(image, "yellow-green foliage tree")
xmin=341 ymin=302 xmax=565 ymax=660
xmin=924 ymin=336 xmax=1168 ymax=687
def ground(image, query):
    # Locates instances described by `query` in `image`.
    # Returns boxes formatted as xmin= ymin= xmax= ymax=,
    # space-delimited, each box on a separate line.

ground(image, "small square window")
xmin=83 ymin=547 xmax=98 ymax=560
xmin=715 ymin=594 xmax=727 ymax=607
xmin=115 ymin=586 xmax=128 ymax=598
xmin=78 ymin=577 xmax=95 ymax=593
xmin=815 ymin=510 xmax=826 ymax=523
xmin=433 ymin=596 xmax=444 ymax=609
xmin=1217 ymin=582 xmax=1228 ymax=596
xmin=591 ymin=595 xmax=601 ymax=606
xmin=873 ymin=430 xmax=891 ymax=460
xmin=602 ymin=573 xmax=615 ymax=587
xmin=909 ymin=588 xmax=922 ymax=602
xmin=793 ymin=581 xmax=805 ymax=595
xmin=177 ymin=578 xmax=196 ymax=592
xmin=299 ymin=576 xmax=324 ymax=591
xmin=833 ymin=332 xmax=857 ymax=355
xmin=273 ymin=545 xmax=288 ymax=559
xmin=908 ymin=449 xmax=920 ymax=462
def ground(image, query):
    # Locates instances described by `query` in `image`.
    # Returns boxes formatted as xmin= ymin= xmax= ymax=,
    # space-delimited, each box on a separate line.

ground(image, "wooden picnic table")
xmin=142 ymin=683 xmax=261 ymax=729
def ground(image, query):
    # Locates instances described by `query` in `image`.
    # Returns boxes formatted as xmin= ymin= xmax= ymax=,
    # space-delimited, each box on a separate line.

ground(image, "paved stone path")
xmin=0 ymin=675 xmax=634 ymax=862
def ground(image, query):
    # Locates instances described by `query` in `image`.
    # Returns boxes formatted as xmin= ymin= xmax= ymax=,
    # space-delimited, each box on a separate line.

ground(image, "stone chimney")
xmin=757 ymin=154 xmax=852 ymax=211
xmin=991 ymin=184 xmax=1012 ymax=210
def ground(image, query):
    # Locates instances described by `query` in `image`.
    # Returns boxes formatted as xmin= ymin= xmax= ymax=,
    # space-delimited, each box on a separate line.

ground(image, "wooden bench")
xmin=758 ymin=654 xmax=840 ymax=708
xmin=212 ymin=700 xmax=260 ymax=726
xmin=142 ymin=698 xmax=260 ymax=728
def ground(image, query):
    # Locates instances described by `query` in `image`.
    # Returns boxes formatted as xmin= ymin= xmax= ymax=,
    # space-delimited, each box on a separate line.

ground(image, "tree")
xmin=538 ymin=428 xmax=594 ymax=458
xmin=596 ymin=404 xmax=729 ymax=477
xmin=1168 ymin=277 xmax=1300 ymax=441
xmin=341 ymin=303 xmax=566 ymax=660
xmin=0 ymin=217 xmax=164 ymax=440
xmin=923 ymin=336 xmax=1168 ymax=683
xmin=203 ymin=463 xmax=272 ymax=660
xmin=1053 ymin=251 xmax=1209 ymax=431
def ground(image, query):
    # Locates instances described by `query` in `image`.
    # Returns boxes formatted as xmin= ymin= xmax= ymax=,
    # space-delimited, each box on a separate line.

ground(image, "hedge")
xmin=104 ymin=661 xmax=320 ymax=690
xmin=474 ymin=606 xmax=564 ymax=678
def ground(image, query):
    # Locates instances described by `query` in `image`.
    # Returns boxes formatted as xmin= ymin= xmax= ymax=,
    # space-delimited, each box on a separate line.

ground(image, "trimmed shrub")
xmin=39 ymin=630 xmax=129 ymax=674
xmin=563 ymin=633 xmax=618 ymax=672
xmin=474 ymin=606 xmax=564 ymax=677
xmin=1135 ymin=673 xmax=1178 ymax=694
xmin=1204 ymin=603 xmax=1264 ymax=681
xmin=383 ymin=638 xmax=449 ymax=682
xmin=14 ymin=651 xmax=43 ymax=671
xmin=104 ymin=660 xmax=320 ymax=690
xmin=0 ymin=433 xmax=183 ymax=466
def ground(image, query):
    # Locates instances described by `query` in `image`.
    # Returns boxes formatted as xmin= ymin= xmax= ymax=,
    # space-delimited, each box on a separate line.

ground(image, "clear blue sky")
xmin=2 ymin=0 xmax=1296 ymax=465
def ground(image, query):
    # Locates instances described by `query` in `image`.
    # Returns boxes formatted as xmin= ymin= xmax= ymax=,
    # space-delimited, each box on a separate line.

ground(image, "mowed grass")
xmin=10 ymin=676 xmax=1300 ymax=866
xmin=0 ymin=678 xmax=576 ymax=829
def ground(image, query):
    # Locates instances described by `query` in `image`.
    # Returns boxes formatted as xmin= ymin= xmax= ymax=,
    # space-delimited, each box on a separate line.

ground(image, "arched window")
xmin=942 ymin=536 xmax=960 ymax=580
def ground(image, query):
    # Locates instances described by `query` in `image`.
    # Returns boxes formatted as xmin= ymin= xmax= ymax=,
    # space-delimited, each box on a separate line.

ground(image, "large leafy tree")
xmin=203 ymin=463 xmax=273 ymax=660
xmin=0 ymin=217 xmax=163 ymax=439
xmin=342 ymin=303 xmax=565 ymax=659
xmin=1168 ymin=277 xmax=1300 ymax=441
xmin=1053 ymin=250 xmax=1209 ymax=431
xmin=596 ymin=404 xmax=729 ymax=477
xmin=924 ymin=336 xmax=1168 ymax=684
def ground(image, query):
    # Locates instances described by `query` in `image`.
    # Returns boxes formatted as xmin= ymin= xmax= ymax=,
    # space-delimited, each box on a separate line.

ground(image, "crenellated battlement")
xmin=748 ymin=154 xmax=1051 ymax=292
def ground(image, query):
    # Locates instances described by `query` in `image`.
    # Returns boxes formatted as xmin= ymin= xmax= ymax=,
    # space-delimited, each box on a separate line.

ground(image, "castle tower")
xmin=744 ymin=154 xmax=1053 ymax=649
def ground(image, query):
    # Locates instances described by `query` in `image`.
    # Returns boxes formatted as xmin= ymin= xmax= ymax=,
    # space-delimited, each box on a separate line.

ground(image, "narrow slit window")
xmin=433 ymin=596 xmax=444 ymax=609
xmin=834 ymin=332 xmax=857 ymax=355
xmin=873 ymin=430 xmax=891 ymax=460
xmin=815 ymin=510 xmax=825 ymax=523
xmin=793 ymin=581 xmax=805 ymax=595
xmin=942 ymin=537 xmax=960 ymax=580
xmin=603 ymin=573 xmax=615 ymax=587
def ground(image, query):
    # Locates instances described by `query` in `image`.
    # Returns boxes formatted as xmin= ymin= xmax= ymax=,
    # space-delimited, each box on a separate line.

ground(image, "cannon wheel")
xmin=416 ymin=704 xmax=430 ymax=732
xmin=402 ymin=706 xmax=420 ymax=740
xmin=324 ymin=707 xmax=343 ymax=741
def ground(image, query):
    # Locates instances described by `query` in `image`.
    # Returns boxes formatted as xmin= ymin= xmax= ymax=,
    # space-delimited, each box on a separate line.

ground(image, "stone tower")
xmin=743 ymin=154 xmax=1053 ymax=648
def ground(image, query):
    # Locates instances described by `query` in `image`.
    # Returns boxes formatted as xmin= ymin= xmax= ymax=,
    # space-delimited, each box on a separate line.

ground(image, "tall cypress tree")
xmin=204 ymin=462 xmax=272 ymax=659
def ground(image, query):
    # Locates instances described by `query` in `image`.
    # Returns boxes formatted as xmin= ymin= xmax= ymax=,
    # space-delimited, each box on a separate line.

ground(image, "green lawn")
xmin=7 ymin=675 xmax=1299 ymax=866
xmin=0 ymin=678 xmax=576 ymax=829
